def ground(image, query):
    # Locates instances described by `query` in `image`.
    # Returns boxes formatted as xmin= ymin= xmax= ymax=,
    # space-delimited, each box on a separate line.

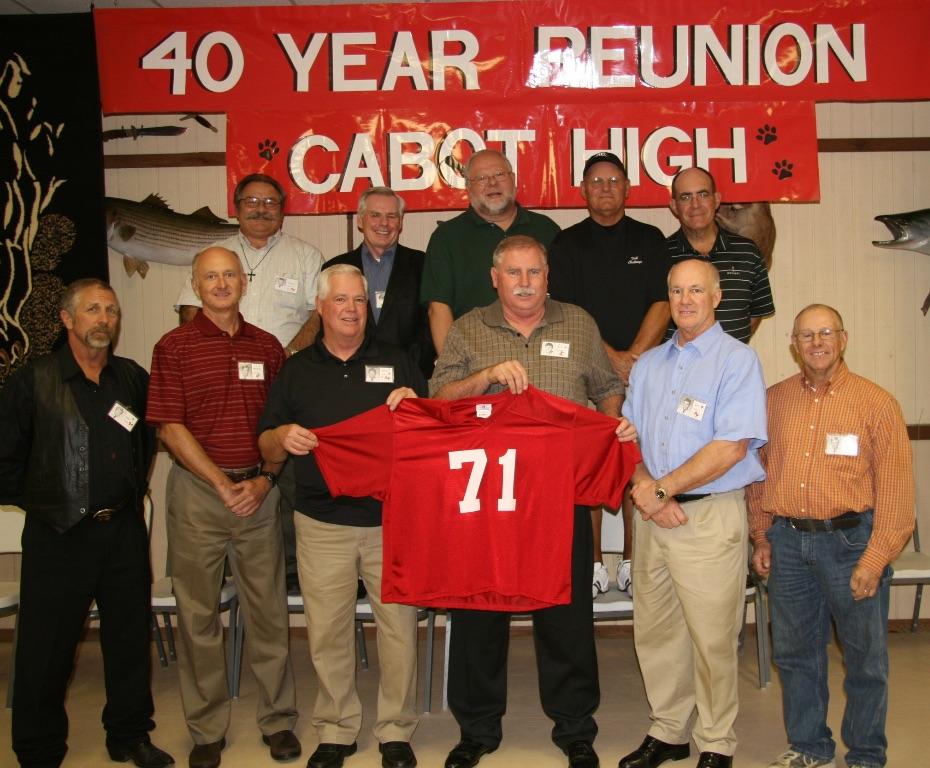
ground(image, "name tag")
xmin=541 ymin=340 xmax=570 ymax=358
xmin=375 ymin=290 xmax=386 ymax=309
xmin=274 ymin=276 xmax=299 ymax=294
xmin=108 ymin=401 xmax=138 ymax=432
xmin=826 ymin=433 xmax=859 ymax=456
xmin=238 ymin=362 xmax=265 ymax=380
xmin=365 ymin=365 xmax=394 ymax=383
xmin=476 ymin=404 xmax=493 ymax=419
xmin=677 ymin=395 xmax=707 ymax=421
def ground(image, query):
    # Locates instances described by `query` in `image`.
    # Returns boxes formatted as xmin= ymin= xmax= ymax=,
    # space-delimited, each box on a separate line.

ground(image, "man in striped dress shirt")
xmin=665 ymin=167 xmax=774 ymax=343
xmin=148 ymin=247 xmax=299 ymax=768
xmin=747 ymin=303 xmax=914 ymax=768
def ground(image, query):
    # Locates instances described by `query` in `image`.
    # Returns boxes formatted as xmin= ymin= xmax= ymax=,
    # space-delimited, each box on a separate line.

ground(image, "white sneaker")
xmin=592 ymin=562 xmax=609 ymax=598
xmin=767 ymin=749 xmax=836 ymax=768
xmin=617 ymin=559 xmax=632 ymax=594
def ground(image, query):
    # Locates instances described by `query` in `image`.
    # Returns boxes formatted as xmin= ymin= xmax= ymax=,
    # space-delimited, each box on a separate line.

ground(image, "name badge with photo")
xmin=274 ymin=275 xmax=299 ymax=294
xmin=825 ymin=433 xmax=859 ymax=456
xmin=365 ymin=365 xmax=395 ymax=383
xmin=375 ymin=290 xmax=386 ymax=309
xmin=238 ymin=362 xmax=265 ymax=380
xmin=676 ymin=395 xmax=707 ymax=421
xmin=540 ymin=340 xmax=570 ymax=358
xmin=108 ymin=401 xmax=138 ymax=432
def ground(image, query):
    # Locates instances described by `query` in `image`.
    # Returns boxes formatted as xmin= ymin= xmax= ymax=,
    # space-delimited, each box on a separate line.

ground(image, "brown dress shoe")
xmin=262 ymin=730 xmax=302 ymax=762
xmin=188 ymin=739 xmax=225 ymax=768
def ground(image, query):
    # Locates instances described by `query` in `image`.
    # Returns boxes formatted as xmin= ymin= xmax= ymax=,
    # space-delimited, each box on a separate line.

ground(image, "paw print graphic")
xmin=258 ymin=139 xmax=280 ymax=162
xmin=772 ymin=160 xmax=794 ymax=180
xmin=756 ymin=125 xmax=778 ymax=145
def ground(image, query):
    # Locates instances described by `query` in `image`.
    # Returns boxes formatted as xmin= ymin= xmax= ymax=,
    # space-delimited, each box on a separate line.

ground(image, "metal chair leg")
xmin=151 ymin=613 xmax=168 ymax=668
xmin=162 ymin=612 xmax=177 ymax=661
xmin=912 ymin=584 xmax=923 ymax=633
xmin=422 ymin=609 xmax=436 ymax=713
xmin=356 ymin=618 xmax=369 ymax=670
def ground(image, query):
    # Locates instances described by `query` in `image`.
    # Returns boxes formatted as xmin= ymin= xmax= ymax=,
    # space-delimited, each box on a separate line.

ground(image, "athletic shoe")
xmin=617 ymin=559 xmax=632 ymax=594
xmin=766 ymin=750 xmax=836 ymax=768
xmin=592 ymin=562 xmax=609 ymax=598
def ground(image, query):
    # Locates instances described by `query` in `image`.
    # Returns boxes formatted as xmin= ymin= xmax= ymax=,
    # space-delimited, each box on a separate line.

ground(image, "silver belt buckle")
xmin=93 ymin=508 xmax=116 ymax=522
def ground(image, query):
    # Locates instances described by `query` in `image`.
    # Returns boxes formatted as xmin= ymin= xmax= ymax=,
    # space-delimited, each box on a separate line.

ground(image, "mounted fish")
xmin=872 ymin=208 xmax=930 ymax=315
xmin=105 ymin=194 xmax=239 ymax=277
xmin=716 ymin=202 xmax=776 ymax=270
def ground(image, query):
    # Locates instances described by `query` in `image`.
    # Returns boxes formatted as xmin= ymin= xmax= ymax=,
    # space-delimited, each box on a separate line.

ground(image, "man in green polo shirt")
xmin=420 ymin=149 xmax=560 ymax=354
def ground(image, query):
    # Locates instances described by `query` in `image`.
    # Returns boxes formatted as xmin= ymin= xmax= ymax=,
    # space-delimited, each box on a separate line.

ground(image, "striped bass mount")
xmin=105 ymin=194 xmax=240 ymax=277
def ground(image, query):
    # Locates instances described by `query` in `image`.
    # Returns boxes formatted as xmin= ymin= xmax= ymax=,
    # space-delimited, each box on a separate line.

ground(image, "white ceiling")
xmin=0 ymin=0 xmax=462 ymax=13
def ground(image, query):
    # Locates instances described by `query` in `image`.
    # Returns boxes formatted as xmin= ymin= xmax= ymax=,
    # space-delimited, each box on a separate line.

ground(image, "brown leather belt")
xmin=779 ymin=511 xmax=861 ymax=532
xmin=219 ymin=464 xmax=261 ymax=483
xmin=675 ymin=493 xmax=710 ymax=504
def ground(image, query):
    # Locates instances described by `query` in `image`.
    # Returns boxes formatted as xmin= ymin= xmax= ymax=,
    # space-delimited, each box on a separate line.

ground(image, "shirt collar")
xmin=55 ymin=341 xmax=114 ymax=383
xmin=801 ymin=360 xmax=850 ymax=392
xmin=480 ymin=297 xmax=563 ymax=332
xmin=671 ymin=226 xmax=726 ymax=256
xmin=464 ymin=203 xmax=528 ymax=230
xmin=669 ymin=320 xmax=724 ymax=356
xmin=238 ymin=228 xmax=282 ymax=253
xmin=192 ymin=309 xmax=256 ymax=339
xmin=309 ymin=333 xmax=381 ymax=364
xmin=361 ymin=243 xmax=397 ymax=265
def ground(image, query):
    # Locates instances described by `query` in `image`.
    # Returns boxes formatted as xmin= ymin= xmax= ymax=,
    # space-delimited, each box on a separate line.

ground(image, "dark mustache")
xmin=246 ymin=212 xmax=275 ymax=220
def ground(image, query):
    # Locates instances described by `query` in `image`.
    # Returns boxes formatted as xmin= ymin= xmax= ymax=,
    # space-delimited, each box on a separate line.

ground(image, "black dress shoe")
xmin=619 ymin=736 xmax=690 ymax=768
xmin=379 ymin=741 xmax=417 ymax=768
xmin=107 ymin=740 xmax=175 ymax=768
xmin=444 ymin=740 xmax=497 ymax=768
xmin=262 ymin=730 xmax=302 ymax=762
xmin=307 ymin=742 xmax=358 ymax=768
xmin=188 ymin=739 xmax=225 ymax=768
xmin=696 ymin=753 xmax=732 ymax=768
xmin=567 ymin=740 xmax=600 ymax=768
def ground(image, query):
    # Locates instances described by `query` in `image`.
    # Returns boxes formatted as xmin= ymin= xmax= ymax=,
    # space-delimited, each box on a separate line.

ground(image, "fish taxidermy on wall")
xmin=105 ymin=194 xmax=239 ymax=277
xmin=872 ymin=208 xmax=930 ymax=315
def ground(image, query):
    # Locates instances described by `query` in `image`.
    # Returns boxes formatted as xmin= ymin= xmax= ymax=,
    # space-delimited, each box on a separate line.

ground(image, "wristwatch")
xmin=654 ymin=484 xmax=669 ymax=502
xmin=260 ymin=470 xmax=277 ymax=487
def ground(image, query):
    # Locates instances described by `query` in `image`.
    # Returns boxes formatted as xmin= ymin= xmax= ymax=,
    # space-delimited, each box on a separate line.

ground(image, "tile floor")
xmin=0 ymin=624 xmax=926 ymax=767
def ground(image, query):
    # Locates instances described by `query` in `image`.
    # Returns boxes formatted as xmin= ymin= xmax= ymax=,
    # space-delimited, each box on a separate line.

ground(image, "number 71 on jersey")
xmin=448 ymin=448 xmax=517 ymax=513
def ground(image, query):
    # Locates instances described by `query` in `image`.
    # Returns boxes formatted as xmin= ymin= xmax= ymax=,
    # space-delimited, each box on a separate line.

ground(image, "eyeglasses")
xmin=793 ymin=328 xmax=844 ymax=343
xmin=587 ymin=176 xmax=624 ymax=188
xmin=468 ymin=170 xmax=512 ymax=187
xmin=238 ymin=196 xmax=282 ymax=209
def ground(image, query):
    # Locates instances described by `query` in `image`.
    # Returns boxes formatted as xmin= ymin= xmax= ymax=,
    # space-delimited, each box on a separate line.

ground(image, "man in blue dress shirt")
xmin=619 ymin=259 xmax=768 ymax=768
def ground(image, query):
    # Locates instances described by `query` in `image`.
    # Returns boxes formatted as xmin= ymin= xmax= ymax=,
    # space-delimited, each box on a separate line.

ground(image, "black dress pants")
xmin=12 ymin=510 xmax=155 ymax=768
xmin=447 ymin=505 xmax=598 ymax=751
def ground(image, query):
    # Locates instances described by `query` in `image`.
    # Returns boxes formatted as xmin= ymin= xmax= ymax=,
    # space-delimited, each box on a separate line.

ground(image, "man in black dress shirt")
xmin=0 ymin=279 xmax=172 ymax=768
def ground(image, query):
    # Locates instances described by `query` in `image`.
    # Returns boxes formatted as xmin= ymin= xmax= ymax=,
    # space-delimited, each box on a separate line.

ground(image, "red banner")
xmin=96 ymin=0 xmax=930 ymax=110
xmin=227 ymin=101 xmax=819 ymax=213
xmin=94 ymin=0 xmax=928 ymax=212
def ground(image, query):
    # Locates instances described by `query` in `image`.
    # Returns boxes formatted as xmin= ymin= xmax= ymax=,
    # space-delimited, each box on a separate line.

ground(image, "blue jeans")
xmin=767 ymin=511 xmax=891 ymax=768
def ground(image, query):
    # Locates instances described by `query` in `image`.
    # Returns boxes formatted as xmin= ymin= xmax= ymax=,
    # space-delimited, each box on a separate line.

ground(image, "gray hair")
xmin=465 ymin=149 xmax=512 ymax=180
xmin=60 ymin=278 xmax=117 ymax=315
xmin=358 ymin=186 xmax=406 ymax=218
xmin=317 ymin=263 xmax=369 ymax=302
xmin=492 ymin=235 xmax=548 ymax=266
xmin=234 ymin=173 xmax=286 ymax=205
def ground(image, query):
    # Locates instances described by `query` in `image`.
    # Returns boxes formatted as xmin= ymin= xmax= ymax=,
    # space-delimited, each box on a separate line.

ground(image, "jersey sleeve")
xmin=312 ymin=405 xmax=395 ymax=501
xmin=571 ymin=407 xmax=641 ymax=509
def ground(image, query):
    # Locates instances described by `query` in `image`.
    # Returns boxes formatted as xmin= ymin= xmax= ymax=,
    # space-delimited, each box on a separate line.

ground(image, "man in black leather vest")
xmin=0 ymin=279 xmax=172 ymax=768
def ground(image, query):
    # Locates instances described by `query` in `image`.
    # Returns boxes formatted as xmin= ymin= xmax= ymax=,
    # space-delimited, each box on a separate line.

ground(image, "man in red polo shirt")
xmin=147 ymin=247 xmax=299 ymax=768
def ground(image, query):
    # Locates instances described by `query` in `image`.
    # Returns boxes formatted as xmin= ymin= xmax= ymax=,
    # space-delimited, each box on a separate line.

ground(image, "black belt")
xmin=219 ymin=464 xmax=261 ymax=483
xmin=90 ymin=501 xmax=128 ymax=523
xmin=675 ymin=493 xmax=710 ymax=504
xmin=778 ymin=511 xmax=861 ymax=532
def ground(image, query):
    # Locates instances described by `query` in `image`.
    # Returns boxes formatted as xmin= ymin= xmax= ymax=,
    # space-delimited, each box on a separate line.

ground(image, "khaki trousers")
xmin=632 ymin=490 xmax=748 ymax=756
xmin=295 ymin=513 xmax=419 ymax=745
xmin=166 ymin=465 xmax=297 ymax=743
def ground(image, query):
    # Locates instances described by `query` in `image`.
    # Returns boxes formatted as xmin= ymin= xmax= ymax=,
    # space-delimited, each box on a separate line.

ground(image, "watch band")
xmin=260 ymin=470 xmax=277 ymax=487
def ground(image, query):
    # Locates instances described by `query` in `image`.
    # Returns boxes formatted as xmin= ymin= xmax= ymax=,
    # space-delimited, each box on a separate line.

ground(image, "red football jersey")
xmin=313 ymin=386 xmax=640 ymax=611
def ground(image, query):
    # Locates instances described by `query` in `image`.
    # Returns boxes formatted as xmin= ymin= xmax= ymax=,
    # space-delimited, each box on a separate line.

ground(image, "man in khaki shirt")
xmin=747 ymin=303 xmax=914 ymax=768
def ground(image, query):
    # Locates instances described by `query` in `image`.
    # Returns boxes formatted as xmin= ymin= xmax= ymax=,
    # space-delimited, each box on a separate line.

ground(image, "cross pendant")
xmin=247 ymin=270 xmax=255 ymax=282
